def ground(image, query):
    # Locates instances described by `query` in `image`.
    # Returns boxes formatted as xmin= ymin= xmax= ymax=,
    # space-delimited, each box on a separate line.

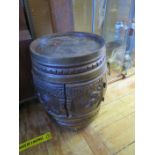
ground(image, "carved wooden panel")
xmin=66 ymin=75 xmax=107 ymax=117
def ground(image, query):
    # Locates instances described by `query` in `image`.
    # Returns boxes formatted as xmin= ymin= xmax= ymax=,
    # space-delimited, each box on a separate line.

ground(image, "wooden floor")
xmin=19 ymin=75 xmax=135 ymax=155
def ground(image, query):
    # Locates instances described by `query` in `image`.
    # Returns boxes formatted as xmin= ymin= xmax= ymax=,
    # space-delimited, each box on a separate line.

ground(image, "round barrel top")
xmin=30 ymin=32 xmax=105 ymax=66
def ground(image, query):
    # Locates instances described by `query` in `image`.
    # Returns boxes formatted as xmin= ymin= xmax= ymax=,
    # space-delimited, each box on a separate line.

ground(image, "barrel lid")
xmin=30 ymin=32 xmax=105 ymax=66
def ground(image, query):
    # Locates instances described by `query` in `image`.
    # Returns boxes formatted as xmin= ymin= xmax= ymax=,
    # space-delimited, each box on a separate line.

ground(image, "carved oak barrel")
xmin=30 ymin=32 xmax=107 ymax=129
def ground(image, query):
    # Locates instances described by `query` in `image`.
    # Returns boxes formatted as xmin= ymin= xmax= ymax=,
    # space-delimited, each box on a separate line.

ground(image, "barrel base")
xmin=48 ymin=106 xmax=100 ymax=130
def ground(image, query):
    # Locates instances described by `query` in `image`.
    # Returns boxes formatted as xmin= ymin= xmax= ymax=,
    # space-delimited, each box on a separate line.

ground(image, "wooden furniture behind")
xmin=19 ymin=0 xmax=34 ymax=101
xmin=49 ymin=0 xmax=74 ymax=33
xmin=19 ymin=0 xmax=74 ymax=102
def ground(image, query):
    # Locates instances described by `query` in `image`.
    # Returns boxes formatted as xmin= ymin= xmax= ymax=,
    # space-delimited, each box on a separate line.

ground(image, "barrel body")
xmin=30 ymin=32 xmax=107 ymax=129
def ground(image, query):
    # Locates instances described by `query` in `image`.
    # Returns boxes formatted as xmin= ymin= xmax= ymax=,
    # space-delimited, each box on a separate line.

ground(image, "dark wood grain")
xmin=19 ymin=40 xmax=34 ymax=101
xmin=19 ymin=0 xmax=34 ymax=101
xmin=19 ymin=0 xmax=27 ymax=30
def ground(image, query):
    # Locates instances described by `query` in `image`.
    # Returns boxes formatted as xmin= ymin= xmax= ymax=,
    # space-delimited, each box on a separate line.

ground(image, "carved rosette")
xmin=65 ymin=75 xmax=107 ymax=117
xmin=34 ymin=79 xmax=66 ymax=116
